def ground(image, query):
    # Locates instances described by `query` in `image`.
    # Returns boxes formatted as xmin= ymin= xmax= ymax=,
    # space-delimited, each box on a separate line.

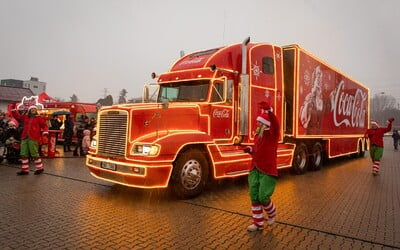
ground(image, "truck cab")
xmin=87 ymin=38 xmax=294 ymax=198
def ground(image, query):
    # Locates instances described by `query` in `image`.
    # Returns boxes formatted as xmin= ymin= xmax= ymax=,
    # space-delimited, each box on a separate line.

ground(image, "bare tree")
xmin=371 ymin=93 xmax=399 ymax=125
xmin=118 ymin=89 xmax=128 ymax=104
xmin=70 ymin=94 xmax=78 ymax=102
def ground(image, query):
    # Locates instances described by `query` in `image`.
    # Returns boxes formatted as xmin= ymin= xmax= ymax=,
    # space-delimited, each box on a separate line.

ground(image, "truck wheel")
xmin=292 ymin=143 xmax=308 ymax=174
xmin=310 ymin=142 xmax=323 ymax=170
xmin=172 ymin=149 xmax=209 ymax=199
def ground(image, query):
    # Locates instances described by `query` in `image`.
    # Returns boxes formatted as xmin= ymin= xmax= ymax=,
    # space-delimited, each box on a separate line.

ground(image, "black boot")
xmin=17 ymin=171 xmax=29 ymax=175
xmin=34 ymin=169 xmax=44 ymax=175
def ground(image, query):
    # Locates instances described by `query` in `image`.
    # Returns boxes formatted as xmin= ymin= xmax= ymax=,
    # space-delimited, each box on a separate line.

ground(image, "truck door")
xmin=209 ymin=79 xmax=234 ymax=140
xmin=248 ymin=44 xmax=283 ymax=140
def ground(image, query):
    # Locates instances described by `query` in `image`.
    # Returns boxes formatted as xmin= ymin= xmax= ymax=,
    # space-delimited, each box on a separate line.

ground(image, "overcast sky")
xmin=1 ymin=0 xmax=399 ymax=103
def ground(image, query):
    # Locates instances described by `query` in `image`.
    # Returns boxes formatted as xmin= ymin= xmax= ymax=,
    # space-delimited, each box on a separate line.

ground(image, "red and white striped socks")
xmin=20 ymin=158 xmax=44 ymax=172
xmin=373 ymin=160 xmax=380 ymax=175
xmin=34 ymin=158 xmax=43 ymax=171
xmin=251 ymin=201 xmax=277 ymax=227
xmin=251 ymin=204 xmax=264 ymax=227
xmin=263 ymin=201 xmax=276 ymax=225
xmin=21 ymin=158 xmax=29 ymax=173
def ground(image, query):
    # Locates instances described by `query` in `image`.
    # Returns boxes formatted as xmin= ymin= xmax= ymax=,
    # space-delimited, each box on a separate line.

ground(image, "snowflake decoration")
xmin=275 ymin=52 xmax=281 ymax=60
xmin=252 ymin=61 xmax=261 ymax=80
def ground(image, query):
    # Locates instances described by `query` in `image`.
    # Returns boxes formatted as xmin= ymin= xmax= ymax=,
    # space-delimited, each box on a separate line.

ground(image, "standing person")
xmin=392 ymin=130 xmax=400 ymax=150
xmin=0 ymin=112 xmax=8 ymax=130
xmin=88 ymin=117 xmax=97 ymax=139
xmin=364 ymin=118 xmax=394 ymax=175
xmin=63 ymin=114 xmax=74 ymax=152
xmin=81 ymin=129 xmax=91 ymax=155
xmin=12 ymin=105 xmax=48 ymax=175
xmin=244 ymin=103 xmax=280 ymax=232
xmin=4 ymin=121 xmax=21 ymax=164
xmin=49 ymin=114 xmax=63 ymax=145
xmin=73 ymin=115 xmax=88 ymax=156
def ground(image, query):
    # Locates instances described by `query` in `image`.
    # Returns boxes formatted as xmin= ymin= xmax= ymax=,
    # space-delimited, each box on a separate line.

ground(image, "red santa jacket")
xmin=364 ymin=122 xmax=392 ymax=148
xmin=250 ymin=112 xmax=280 ymax=177
xmin=12 ymin=111 xmax=48 ymax=143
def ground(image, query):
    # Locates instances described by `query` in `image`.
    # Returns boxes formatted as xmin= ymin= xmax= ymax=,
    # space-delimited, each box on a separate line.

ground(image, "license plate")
xmin=100 ymin=162 xmax=116 ymax=171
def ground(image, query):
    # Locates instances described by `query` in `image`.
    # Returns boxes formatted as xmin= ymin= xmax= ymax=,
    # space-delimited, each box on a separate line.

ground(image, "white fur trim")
xmin=257 ymin=116 xmax=271 ymax=126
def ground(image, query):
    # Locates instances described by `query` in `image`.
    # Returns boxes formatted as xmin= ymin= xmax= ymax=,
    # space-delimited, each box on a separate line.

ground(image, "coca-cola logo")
xmin=178 ymin=57 xmax=204 ymax=66
xmin=213 ymin=109 xmax=230 ymax=118
xmin=330 ymin=81 xmax=367 ymax=128
xmin=50 ymin=137 xmax=56 ymax=152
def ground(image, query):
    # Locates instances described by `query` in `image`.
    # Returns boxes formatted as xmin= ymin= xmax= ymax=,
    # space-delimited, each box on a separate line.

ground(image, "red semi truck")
xmin=86 ymin=38 xmax=369 ymax=198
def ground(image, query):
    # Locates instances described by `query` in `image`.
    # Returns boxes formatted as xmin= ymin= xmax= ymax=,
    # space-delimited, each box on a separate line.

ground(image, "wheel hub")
xmin=181 ymin=159 xmax=202 ymax=190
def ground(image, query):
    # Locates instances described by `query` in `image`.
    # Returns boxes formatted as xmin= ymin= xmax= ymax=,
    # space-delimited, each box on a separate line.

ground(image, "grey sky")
xmin=1 ymin=0 xmax=399 ymax=103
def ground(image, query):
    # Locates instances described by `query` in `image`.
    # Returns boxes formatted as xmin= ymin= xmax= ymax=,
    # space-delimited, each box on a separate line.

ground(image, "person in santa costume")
xmin=364 ymin=118 xmax=394 ymax=175
xmin=244 ymin=102 xmax=280 ymax=232
xmin=12 ymin=105 xmax=48 ymax=175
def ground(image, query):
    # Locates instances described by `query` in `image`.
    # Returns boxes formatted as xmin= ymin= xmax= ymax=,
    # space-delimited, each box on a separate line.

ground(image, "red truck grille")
xmin=97 ymin=111 xmax=128 ymax=157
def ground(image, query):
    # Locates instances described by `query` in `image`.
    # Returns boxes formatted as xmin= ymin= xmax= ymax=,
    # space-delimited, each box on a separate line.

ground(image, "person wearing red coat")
xmin=364 ymin=118 xmax=394 ymax=175
xmin=12 ymin=105 xmax=48 ymax=175
xmin=244 ymin=103 xmax=280 ymax=232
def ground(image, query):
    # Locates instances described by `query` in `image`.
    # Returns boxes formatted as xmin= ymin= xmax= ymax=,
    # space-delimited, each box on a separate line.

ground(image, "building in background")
xmin=1 ymin=77 xmax=46 ymax=95
xmin=0 ymin=79 xmax=24 ymax=88
xmin=0 ymin=86 xmax=34 ymax=112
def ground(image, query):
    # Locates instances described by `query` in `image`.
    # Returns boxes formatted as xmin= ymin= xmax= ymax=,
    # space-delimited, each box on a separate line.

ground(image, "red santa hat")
xmin=371 ymin=120 xmax=379 ymax=127
xmin=256 ymin=113 xmax=271 ymax=126
xmin=8 ymin=121 xmax=17 ymax=127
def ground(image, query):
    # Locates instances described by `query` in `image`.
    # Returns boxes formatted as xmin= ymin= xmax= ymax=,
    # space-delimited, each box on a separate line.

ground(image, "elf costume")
xmin=245 ymin=103 xmax=280 ymax=232
xmin=364 ymin=118 xmax=394 ymax=175
xmin=12 ymin=105 xmax=48 ymax=175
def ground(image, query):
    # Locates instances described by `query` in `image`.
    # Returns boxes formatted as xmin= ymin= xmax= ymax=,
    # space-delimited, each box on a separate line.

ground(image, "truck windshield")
xmin=158 ymin=80 xmax=210 ymax=102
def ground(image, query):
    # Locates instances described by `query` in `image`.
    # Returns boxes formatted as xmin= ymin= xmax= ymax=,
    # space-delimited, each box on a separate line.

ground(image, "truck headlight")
xmin=132 ymin=144 xmax=160 ymax=156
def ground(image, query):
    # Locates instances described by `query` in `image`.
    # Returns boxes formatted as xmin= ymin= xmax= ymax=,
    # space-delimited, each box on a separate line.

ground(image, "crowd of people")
xmin=0 ymin=109 xmax=97 ymax=166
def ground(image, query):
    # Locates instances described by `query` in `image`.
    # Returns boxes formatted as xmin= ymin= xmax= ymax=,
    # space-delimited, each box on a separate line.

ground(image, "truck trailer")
xmin=86 ymin=38 xmax=369 ymax=198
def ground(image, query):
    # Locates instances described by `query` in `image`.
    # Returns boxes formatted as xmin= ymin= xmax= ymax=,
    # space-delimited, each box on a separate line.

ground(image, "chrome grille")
xmin=97 ymin=111 xmax=128 ymax=157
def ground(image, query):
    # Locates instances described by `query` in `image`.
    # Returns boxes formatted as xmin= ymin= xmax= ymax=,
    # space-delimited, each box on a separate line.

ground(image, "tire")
xmin=172 ymin=148 xmax=209 ymax=199
xmin=310 ymin=142 xmax=323 ymax=170
xmin=292 ymin=143 xmax=308 ymax=175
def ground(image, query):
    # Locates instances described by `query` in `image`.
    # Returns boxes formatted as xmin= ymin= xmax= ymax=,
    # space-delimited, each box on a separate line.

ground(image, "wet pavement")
xmin=0 ymin=137 xmax=399 ymax=249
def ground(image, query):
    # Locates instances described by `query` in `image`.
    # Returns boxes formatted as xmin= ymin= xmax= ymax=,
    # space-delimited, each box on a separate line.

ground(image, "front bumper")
xmin=86 ymin=155 xmax=173 ymax=188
